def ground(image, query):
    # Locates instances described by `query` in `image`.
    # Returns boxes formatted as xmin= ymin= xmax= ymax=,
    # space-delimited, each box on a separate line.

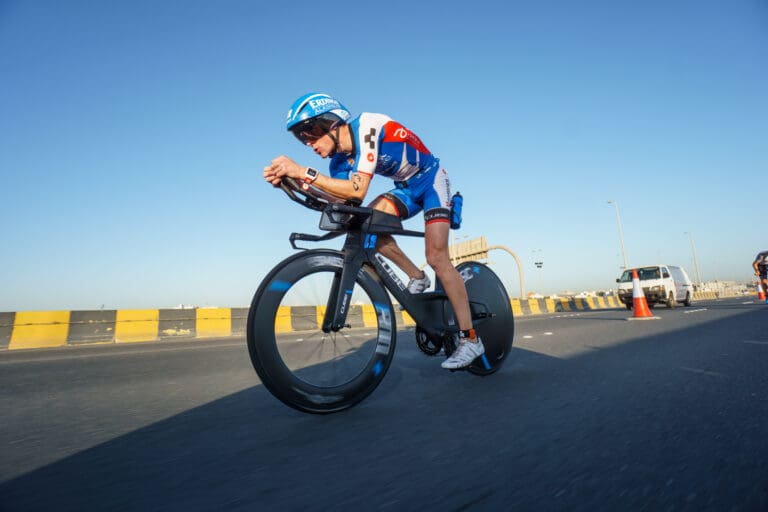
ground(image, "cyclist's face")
xmin=308 ymin=133 xmax=335 ymax=158
xmin=290 ymin=118 xmax=337 ymax=157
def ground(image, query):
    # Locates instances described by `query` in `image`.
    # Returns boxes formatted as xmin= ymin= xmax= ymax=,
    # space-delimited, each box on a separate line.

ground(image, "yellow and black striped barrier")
xmin=0 ymin=308 xmax=247 ymax=351
xmin=0 ymin=291 xmax=737 ymax=350
xmin=509 ymin=295 xmax=624 ymax=316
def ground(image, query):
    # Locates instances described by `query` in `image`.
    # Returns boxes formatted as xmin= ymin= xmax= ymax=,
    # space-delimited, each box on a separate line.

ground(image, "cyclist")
xmin=263 ymin=93 xmax=484 ymax=369
xmin=753 ymin=250 xmax=768 ymax=303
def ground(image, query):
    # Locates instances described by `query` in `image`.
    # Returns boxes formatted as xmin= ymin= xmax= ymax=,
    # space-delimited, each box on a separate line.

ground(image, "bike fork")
xmin=321 ymin=254 xmax=366 ymax=332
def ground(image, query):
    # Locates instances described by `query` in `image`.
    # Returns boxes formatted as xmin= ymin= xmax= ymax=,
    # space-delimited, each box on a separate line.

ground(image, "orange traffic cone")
xmin=757 ymin=282 xmax=766 ymax=301
xmin=627 ymin=268 xmax=660 ymax=321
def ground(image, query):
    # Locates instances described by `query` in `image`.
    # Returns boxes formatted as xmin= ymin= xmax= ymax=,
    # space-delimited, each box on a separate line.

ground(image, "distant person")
xmin=753 ymin=250 xmax=768 ymax=303
xmin=262 ymin=93 xmax=484 ymax=369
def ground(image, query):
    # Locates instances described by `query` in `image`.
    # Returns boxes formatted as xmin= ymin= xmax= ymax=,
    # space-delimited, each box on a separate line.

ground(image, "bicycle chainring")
xmin=415 ymin=327 xmax=443 ymax=356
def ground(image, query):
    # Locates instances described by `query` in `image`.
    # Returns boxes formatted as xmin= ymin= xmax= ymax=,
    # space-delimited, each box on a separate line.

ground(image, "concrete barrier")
xmin=0 ymin=291 xmax=749 ymax=350
xmin=1 ymin=312 xmax=15 ymax=350
xmin=693 ymin=290 xmax=719 ymax=300
xmin=0 ymin=305 xmax=409 ymax=350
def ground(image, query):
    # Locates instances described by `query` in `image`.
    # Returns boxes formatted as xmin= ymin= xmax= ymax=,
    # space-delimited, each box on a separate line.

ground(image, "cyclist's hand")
xmin=264 ymin=156 xmax=303 ymax=186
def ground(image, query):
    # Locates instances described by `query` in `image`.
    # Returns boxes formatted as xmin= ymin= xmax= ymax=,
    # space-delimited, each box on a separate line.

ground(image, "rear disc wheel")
xmin=455 ymin=262 xmax=515 ymax=376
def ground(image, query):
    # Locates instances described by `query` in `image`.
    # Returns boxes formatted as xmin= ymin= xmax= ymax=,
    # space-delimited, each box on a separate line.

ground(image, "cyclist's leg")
xmin=417 ymin=169 xmax=485 ymax=367
xmin=415 ymin=169 xmax=472 ymax=331
xmin=369 ymin=193 xmax=424 ymax=281
xmin=761 ymin=267 xmax=768 ymax=297
xmin=424 ymin=219 xmax=472 ymax=330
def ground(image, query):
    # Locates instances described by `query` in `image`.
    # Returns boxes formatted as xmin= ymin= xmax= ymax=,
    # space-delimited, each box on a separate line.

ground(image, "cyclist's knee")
xmin=371 ymin=194 xmax=406 ymax=218
xmin=375 ymin=233 xmax=394 ymax=248
xmin=426 ymin=247 xmax=452 ymax=273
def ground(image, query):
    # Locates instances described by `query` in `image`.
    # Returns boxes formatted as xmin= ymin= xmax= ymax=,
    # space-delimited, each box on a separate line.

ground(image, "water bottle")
xmin=450 ymin=191 xmax=462 ymax=229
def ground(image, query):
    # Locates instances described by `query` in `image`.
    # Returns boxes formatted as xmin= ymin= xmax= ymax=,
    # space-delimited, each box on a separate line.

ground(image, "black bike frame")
xmin=289 ymin=203 xmax=492 ymax=339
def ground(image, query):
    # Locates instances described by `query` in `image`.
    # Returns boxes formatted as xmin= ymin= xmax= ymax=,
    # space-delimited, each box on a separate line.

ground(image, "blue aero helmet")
xmin=286 ymin=93 xmax=351 ymax=145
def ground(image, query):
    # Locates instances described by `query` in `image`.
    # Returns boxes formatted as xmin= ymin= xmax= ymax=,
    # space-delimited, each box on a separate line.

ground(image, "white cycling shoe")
xmin=441 ymin=338 xmax=485 ymax=369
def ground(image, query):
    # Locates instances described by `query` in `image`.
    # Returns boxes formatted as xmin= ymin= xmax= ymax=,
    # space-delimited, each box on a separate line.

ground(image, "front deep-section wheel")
xmin=247 ymin=250 xmax=396 ymax=413
xmin=456 ymin=261 xmax=515 ymax=376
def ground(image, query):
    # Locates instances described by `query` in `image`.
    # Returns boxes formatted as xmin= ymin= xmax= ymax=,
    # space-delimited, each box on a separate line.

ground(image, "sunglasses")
xmin=290 ymin=115 xmax=339 ymax=144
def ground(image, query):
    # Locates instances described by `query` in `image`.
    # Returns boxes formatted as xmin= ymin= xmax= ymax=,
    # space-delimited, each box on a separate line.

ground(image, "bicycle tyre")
xmin=247 ymin=250 xmax=396 ymax=413
xmin=456 ymin=261 xmax=515 ymax=376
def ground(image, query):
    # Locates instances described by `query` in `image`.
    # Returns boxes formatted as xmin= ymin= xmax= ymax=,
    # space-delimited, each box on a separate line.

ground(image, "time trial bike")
xmin=247 ymin=179 xmax=514 ymax=414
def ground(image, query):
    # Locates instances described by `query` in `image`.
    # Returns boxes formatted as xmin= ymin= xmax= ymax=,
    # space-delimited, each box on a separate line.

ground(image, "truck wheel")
xmin=625 ymin=303 xmax=632 ymax=310
xmin=683 ymin=292 xmax=692 ymax=307
xmin=666 ymin=292 xmax=676 ymax=309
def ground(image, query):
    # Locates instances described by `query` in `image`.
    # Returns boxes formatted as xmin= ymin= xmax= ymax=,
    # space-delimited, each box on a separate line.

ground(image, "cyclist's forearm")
xmin=314 ymin=172 xmax=369 ymax=202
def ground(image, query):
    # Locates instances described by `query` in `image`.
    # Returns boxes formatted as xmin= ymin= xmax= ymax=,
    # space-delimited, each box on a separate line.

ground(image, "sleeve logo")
xmin=364 ymin=128 xmax=377 ymax=149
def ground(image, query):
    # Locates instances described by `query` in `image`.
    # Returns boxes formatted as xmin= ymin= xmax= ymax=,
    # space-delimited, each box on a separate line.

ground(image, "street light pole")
xmin=684 ymin=231 xmax=702 ymax=285
xmin=607 ymin=200 xmax=628 ymax=270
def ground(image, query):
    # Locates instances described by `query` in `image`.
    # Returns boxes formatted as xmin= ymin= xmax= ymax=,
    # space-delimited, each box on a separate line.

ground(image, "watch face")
xmin=306 ymin=168 xmax=318 ymax=178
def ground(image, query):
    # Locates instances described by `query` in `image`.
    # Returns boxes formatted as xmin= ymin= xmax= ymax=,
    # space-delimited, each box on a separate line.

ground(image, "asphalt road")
xmin=1 ymin=298 xmax=766 ymax=511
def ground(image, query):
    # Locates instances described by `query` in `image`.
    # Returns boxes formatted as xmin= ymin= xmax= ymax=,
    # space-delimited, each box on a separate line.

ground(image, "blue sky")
xmin=1 ymin=0 xmax=766 ymax=311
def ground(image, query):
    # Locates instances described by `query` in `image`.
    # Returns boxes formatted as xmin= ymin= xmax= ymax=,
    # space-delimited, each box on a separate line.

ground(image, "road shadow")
xmin=1 ymin=306 xmax=767 ymax=511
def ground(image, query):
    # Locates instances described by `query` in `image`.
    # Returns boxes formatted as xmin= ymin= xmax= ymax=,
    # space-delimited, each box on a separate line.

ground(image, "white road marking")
xmin=680 ymin=366 xmax=727 ymax=378
xmin=743 ymin=340 xmax=768 ymax=345
xmin=522 ymin=333 xmax=553 ymax=339
xmin=683 ymin=308 xmax=708 ymax=314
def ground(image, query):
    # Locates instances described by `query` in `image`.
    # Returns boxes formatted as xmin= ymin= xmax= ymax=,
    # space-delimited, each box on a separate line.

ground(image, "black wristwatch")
xmin=302 ymin=167 xmax=319 ymax=190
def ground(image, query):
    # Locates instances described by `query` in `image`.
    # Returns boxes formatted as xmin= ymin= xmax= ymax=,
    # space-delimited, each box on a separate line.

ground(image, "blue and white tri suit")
xmin=755 ymin=250 xmax=768 ymax=279
xmin=329 ymin=113 xmax=452 ymax=225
